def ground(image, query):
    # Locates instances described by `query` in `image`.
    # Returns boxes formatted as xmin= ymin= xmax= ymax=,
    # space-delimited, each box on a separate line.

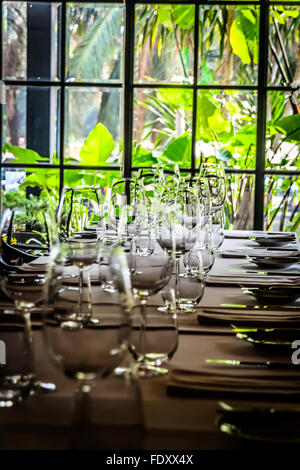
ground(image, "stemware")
xmin=176 ymin=251 xmax=206 ymax=312
xmin=211 ymin=207 xmax=225 ymax=250
xmin=57 ymin=187 xmax=103 ymax=242
xmin=0 ymin=198 xmax=58 ymax=394
xmin=62 ymin=240 xmax=102 ymax=324
xmin=199 ymin=162 xmax=226 ymax=212
xmin=126 ymin=239 xmax=175 ymax=377
xmin=44 ymin=244 xmax=133 ymax=448
xmin=156 ymin=197 xmax=201 ymax=313
xmin=128 ymin=295 xmax=178 ymax=376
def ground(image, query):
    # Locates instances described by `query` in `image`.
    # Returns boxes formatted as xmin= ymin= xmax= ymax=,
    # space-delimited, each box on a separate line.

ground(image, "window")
xmin=1 ymin=1 xmax=300 ymax=231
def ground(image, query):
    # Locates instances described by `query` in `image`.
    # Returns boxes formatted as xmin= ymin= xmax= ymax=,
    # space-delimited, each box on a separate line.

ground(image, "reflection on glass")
xmin=135 ymin=4 xmax=194 ymax=84
xmin=65 ymin=87 xmax=122 ymax=164
xmin=66 ymin=3 xmax=124 ymax=83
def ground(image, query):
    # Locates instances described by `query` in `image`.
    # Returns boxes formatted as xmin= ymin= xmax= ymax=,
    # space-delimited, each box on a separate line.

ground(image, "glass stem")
xmin=71 ymin=381 xmax=92 ymax=450
xmin=78 ymin=266 xmax=84 ymax=318
xmin=175 ymin=256 xmax=180 ymax=304
xmin=139 ymin=299 xmax=147 ymax=364
xmin=23 ymin=309 xmax=34 ymax=377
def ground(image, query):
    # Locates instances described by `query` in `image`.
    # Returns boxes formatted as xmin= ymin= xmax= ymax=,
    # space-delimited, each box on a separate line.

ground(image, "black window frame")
xmin=1 ymin=0 xmax=300 ymax=230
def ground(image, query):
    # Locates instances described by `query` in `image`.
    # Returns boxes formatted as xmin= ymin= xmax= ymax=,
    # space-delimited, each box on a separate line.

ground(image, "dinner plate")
xmin=252 ymin=234 xmax=296 ymax=248
xmin=241 ymin=286 xmax=300 ymax=304
xmin=235 ymin=328 xmax=299 ymax=350
xmin=247 ymin=251 xmax=300 ymax=269
xmin=218 ymin=407 xmax=300 ymax=445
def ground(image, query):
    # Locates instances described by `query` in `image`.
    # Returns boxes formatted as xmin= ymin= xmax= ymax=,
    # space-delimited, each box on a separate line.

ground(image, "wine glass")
xmin=183 ymin=225 xmax=215 ymax=275
xmin=211 ymin=208 xmax=225 ymax=250
xmin=156 ymin=196 xmax=201 ymax=313
xmin=199 ymin=162 xmax=226 ymax=213
xmin=175 ymin=252 xmax=206 ymax=312
xmin=0 ymin=199 xmax=58 ymax=394
xmin=128 ymin=293 xmax=178 ymax=376
xmin=1 ymin=273 xmax=55 ymax=394
xmin=61 ymin=241 xmax=102 ymax=325
xmin=57 ymin=187 xmax=104 ymax=242
xmin=126 ymin=239 xmax=175 ymax=377
xmin=44 ymin=244 xmax=133 ymax=449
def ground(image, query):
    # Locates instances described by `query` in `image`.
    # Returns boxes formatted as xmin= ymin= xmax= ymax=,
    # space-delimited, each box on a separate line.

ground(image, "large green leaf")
xmin=80 ymin=123 xmax=115 ymax=166
xmin=20 ymin=169 xmax=59 ymax=190
xmin=132 ymin=146 xmax=158 ymax=166
xmin=275 ymin=114 xmax=300 ymax=143
xmin=172 ymin=5 xmax=195 ymax=30
xmin=157 ymin=4 xmax=194 ymax=31
xmin=157 ymin=5 xmax=173 ymax=30
xmin=230 ymin=18 xmax=250 ymax=64
xmin=3 ymin=143 xmax=46 ymax=164
xmin=160 ymin=132 xmax=191 ymax=165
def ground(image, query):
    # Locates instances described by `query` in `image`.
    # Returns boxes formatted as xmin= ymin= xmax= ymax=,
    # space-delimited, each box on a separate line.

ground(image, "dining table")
xmin=0 ymin=230 xmax=299 ymax=450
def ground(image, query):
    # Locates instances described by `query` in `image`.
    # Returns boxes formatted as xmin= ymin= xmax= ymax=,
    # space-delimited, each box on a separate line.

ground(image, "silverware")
xmin=206 ymin=359 xmax=299 ymax=369
xmin=230 ymin=269 xmax=300 ymax=276
xmin=218 ymin=304 xmax=300 ymax=310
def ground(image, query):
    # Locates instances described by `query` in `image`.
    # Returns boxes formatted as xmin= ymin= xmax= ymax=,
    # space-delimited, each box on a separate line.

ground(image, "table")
xmin=0 ymin=232 xmax=299 ymax=450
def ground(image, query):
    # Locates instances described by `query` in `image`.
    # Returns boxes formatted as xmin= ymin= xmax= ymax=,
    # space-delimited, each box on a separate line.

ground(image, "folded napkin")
xmin=206 ymin=274 xmax=300 ymax=287
xmin=225 ymin=230 xmax=296 ymax=240
xmin=167 ymin=366 xmax=300 ymax=398
xmin=198 ymin=307 xmax=300 ymax=327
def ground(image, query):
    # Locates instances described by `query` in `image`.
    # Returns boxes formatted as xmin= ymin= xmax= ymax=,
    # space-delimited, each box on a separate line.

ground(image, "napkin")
xmin=206 ymin=274 xmax=300 ymax=287
xmin=167 ymin=366 xmax=300 ymax=398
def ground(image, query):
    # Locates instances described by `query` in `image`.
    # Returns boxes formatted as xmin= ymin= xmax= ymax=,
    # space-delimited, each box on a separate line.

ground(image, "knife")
xmin=206 ymin=359 xmax=300 ymax=369
xmin=230 ymin=269 xmax=300 ymax=276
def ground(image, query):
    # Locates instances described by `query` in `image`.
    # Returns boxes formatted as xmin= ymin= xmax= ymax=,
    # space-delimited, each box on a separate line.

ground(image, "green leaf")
xmin=157 ymin=5 xmax=173 ymax=30
xmin=172 ymin=5 xmax=195 ymax=30
xmin=199 ymin=60 xmax=213 ymax=85
xmin=275 ymin=114 xmax=300 ymax=143
xmin=80 ymin=123 xmax=115 ymax=166
xmin=132 ymin=146 xmax=158 ymax=166
xmin=160 ymin=132 xmax=191 ymax=165
xmin=3 ymin=143 xmax=45 ymax=164
xmin=230 ymin=17 xmax=251 ymax=64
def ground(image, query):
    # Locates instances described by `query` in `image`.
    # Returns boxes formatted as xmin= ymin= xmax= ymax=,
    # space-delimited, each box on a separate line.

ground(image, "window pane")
xmin=134 ymin=4 xmax=195 ymax=84
xmin=66 ymin=3 xmax=124 ymax=83
xmin=196 ymin=90 xmax=257 ymax=169
xmin=266 ymin=91 xmax=300 ymax=170
xmin=225 ymin=173 xmax=255 ymax=230
xmin=63 ymin=168 xmax=121 ymax=189
xmin=198 ymin=5 xmax=259 ymax=86
xmin=3 ymin=86 xmax=58 ymax=161
xmin=3 ymin=2 xmax=59 ymax=81
xmin=264 ymin=175 xmax=300 ymax=233
xmin=2 ymin=167 xmax=59 ymax=210
xmin=268 ymin=6 xmax=300 ymax=86
xmin=65 ymin=86 xmax=122 ymax=165
xmin=132 ymin=88 xmax=193 ymax=167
